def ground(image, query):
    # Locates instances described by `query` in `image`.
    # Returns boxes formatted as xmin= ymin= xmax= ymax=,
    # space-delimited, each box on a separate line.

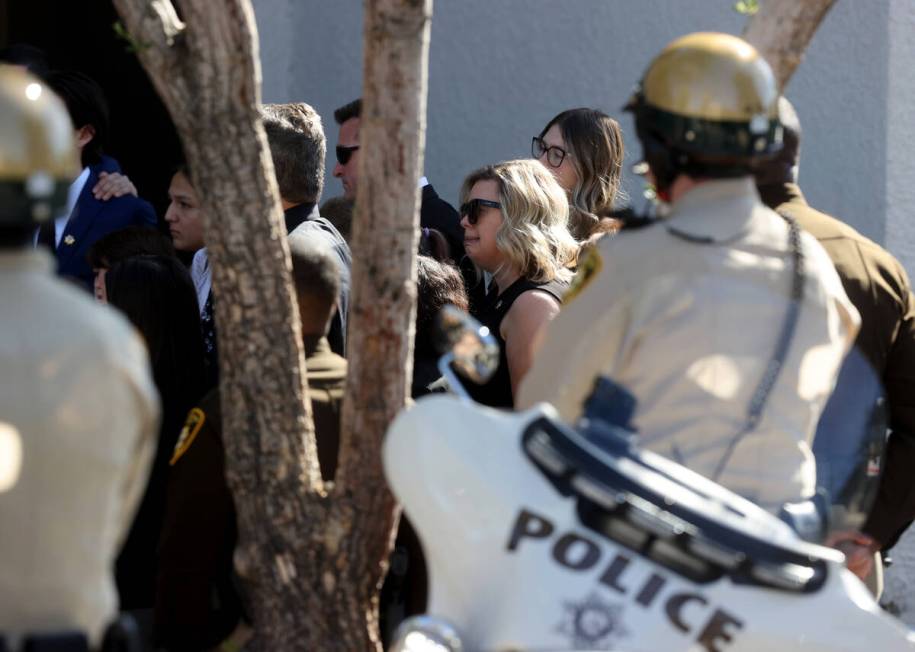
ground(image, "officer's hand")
xmin=93 ymin=171 xmax=138 ymax=200
xmin=827 ymin=530 xmax=879 ymax=580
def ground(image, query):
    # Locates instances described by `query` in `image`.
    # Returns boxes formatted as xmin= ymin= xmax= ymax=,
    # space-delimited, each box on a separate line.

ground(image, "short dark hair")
xmin=319 ymin=196 xmax=354 ymax=243
xmin=105 ymin=254 xmax=206 ymax=415
xmin=260 ymin=102 xmax=325 ymax=205
xmin=289 ymin=240 xmax=341 ymax=335
xmin=86 ymin=226 xmax=176 ymax=270
xmin=415 ymin=255 xmax=468 ymax=356
xmin=418 ymin=227 xmax=452 ymax=263
xmin=333 ymin=99 xmax=362 ymax=125
xmin=44 ymin=70 xmax=110 ymax=168
xmin=0 ymin=43 xmax=50 ymax=77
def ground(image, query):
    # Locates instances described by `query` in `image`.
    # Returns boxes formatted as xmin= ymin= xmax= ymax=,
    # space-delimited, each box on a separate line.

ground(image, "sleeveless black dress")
xmin=467 ymin=276 xmax=568 ymax=408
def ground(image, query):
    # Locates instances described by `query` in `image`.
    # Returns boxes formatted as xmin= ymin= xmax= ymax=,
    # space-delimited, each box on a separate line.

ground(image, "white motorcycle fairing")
xmin=383 ymin=395 xmax=915 ymax=652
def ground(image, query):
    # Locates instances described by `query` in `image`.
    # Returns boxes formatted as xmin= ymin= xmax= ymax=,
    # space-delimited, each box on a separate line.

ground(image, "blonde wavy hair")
xmin=461 ymin=159 xmax=578 ymax=284
xmin=539 ymin=108 xmax=625 ymax=240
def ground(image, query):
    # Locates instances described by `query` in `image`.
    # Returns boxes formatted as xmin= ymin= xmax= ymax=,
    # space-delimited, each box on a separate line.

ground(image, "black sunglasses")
xmin=336 ymin=145 xmax=360 ymax=165
xmin=531 ymin=136 xmax=570 ymax=168
xmin=460 ymin=198 xmax=501 ymax=225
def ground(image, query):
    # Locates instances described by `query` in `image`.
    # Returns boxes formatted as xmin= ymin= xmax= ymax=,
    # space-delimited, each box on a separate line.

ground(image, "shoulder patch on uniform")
xmin=170 ymin=407 xmax=206 ymax=465
xmin=564 ymin=246 xmax=603 ymax=305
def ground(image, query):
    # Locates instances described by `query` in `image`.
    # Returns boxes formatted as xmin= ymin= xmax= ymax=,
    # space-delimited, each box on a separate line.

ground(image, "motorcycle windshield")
xmin=812 ymin=346 xmax=887 ymax=534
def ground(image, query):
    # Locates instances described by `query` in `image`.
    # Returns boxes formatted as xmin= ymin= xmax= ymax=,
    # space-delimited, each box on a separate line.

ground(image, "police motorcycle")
xmin=385 ymin=306 xmax=915 ymax=651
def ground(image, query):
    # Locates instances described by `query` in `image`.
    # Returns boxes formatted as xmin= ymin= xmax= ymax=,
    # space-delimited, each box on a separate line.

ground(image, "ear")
xmin=75 ymin=124 xmax=96 ymax=150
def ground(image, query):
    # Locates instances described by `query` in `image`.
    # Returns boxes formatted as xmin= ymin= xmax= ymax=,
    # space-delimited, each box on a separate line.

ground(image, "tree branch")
xmin=742 ymin=0 xmax=837 ymax=90
xmin=111 ymin=0 xmax=184 ymax=69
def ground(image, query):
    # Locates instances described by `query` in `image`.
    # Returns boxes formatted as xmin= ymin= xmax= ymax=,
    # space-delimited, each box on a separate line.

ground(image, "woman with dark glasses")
xmin=459 ymin=159 xmax=578 ymax=408
xmin=532 ymin=108 xmax=625 ymax=241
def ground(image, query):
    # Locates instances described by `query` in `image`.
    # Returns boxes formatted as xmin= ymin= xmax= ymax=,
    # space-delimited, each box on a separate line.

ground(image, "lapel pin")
xmin=63 ymin=235 xmax=76 ymax=246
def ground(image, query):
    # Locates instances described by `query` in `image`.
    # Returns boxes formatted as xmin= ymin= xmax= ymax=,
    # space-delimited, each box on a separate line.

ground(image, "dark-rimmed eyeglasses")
xmin=336 ymin=145 xmax=359 ymax=165
xmin=531 ymin=136 xmax=570 ymax=168
xmin=460 ymin=198 xmax=501 ymax=225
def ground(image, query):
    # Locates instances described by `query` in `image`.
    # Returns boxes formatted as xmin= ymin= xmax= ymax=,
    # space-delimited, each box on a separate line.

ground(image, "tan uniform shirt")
xmin=518 ymin=178 xmax=859 ymax=512
xmin=0 ymin=249 xmax=158 ymax=647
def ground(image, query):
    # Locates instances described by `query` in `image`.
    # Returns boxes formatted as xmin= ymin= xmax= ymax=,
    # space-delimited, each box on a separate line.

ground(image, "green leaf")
xmin=112 ymin=20 xmax=150 ymax=54
xmin=734 ymin=0 xmax=760 ymax=15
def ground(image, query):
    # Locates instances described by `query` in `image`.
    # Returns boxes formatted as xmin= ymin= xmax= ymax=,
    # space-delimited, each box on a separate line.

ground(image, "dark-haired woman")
xmin=106 ymin=255 xmax=207 ymax=615
xmin=532 ymin=107 xmax=625 ymax=241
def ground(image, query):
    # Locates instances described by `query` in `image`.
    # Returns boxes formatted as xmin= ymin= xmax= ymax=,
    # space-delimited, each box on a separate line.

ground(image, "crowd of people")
xmin=2 ymin=29 xmax=915 ymax=652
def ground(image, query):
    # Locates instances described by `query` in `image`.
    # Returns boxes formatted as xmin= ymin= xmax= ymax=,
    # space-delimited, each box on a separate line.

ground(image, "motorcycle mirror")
xmin=434 ymin=304 xmax=500 ymax=386
xmin=389 ymin=615 xmax=463 ymax=652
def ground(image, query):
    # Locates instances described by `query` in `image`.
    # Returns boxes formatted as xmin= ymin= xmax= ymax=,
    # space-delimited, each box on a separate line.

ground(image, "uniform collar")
xmin=756 ymin=181 xmax=807 ymax=211
xmin=283 ymin=202 xmax=319 ymax=234
xmin=0 ymin=247 xmax=54 ymax=273
xmin=665 ymin=177 xmax=761 ymax=242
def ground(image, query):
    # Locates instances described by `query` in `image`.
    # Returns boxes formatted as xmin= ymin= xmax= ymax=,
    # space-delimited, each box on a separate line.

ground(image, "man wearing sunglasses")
xmin=332 ymin=98 xmax=464 ymax=260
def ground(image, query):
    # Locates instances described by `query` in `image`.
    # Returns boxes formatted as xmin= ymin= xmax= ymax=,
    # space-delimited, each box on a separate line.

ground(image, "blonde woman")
xmin=460 ymin=159 xmax=578 ymax=407
xmin=532 ymin=108 xmax=625 ymax=241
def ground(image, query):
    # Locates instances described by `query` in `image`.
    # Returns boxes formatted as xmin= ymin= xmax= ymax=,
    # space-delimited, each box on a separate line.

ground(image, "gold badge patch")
xmin=564 ymin=245 xmax=603 ymax=305
xmin=170 ymin=407 xmax=206 ymax=465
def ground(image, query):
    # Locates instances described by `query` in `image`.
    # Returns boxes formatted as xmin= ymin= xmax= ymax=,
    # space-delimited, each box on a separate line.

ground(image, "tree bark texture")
xmin=324 ymin=0 xmax=433 ymax=648
xmin=742 ymin=0 xmax=837 ymax=90
xmin=112 ymin=1 xmax=326 ymax=649
xmin=113 ymin=0 xmax=431 ymax=649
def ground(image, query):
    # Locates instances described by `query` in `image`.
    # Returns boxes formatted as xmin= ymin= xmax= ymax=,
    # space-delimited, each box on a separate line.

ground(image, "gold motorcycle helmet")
xmin=624 ymin=32 xmax=783 ymax=193
xmin=0 ymin=65 xmax=78 ymax=226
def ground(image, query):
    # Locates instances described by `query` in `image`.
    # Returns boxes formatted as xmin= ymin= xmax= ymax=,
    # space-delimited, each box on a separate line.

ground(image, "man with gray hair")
xmin=260 ymin=102 xmax=352 ymax=355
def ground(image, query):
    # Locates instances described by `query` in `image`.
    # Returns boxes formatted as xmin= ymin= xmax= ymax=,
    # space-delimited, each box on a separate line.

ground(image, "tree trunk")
xmin=113 ymin=0 xmax=430 ymax=649
xmin=742 ymin=0 xmax=837 ymax=90
xmin=316 ymin=0 xmax=432 ymax=647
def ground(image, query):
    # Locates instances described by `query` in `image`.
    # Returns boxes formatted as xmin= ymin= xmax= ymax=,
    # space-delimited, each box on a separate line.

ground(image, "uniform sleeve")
xmin=863 ymin=261 xmax=915 ymax=548
xmin=155 ymin=400 xmax=241 ymax=648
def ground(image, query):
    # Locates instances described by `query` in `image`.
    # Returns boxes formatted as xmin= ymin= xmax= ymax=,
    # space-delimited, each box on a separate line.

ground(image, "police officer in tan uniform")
xmin=517 ymin=33 xmax=859 ymax=514
xmin=155 ymin=239 xmax=346 ymax=650
xmin=0 ymin=67 xmax=159 ymax=649
xmin=757 ymin=98 xmax=915 ymax=593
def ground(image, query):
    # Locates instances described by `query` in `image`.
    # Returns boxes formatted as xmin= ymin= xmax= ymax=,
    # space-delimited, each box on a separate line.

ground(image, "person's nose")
xmin=332 ymin=162 xmax=344 ymax=178
xmin=164 ymin=204 xmax=177 ymax=223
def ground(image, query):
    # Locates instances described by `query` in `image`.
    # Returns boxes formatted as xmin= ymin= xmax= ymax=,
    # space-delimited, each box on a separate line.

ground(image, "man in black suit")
xmin=331 ymin=98 xmax=464 ymax=261
xmin=42 ymin=70 xmax=156 ymax=290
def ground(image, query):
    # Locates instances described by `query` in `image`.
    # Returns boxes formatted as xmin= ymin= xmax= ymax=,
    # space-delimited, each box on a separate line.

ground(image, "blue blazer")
xmin=56 ymin=155 xmax=157 ymax=290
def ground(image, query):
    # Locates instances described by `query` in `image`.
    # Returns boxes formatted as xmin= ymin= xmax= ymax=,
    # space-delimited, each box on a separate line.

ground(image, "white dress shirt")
xmin=190 ymin=248 xmax=212 ymax=316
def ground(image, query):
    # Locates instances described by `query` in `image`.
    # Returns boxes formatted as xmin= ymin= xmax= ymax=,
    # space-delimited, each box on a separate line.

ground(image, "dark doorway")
xmin=2 ymin=0 xmax=183 ymax=220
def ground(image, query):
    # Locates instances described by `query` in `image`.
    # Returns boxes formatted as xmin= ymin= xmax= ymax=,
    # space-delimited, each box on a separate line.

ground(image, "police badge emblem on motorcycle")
xmin=557 ymin=591 xmax=630 ymax=649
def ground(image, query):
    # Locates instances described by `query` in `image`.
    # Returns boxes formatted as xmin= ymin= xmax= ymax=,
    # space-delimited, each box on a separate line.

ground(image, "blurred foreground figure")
xmin=757 ymin=98 xmax=915 ymax=593
xmin=519 ymin=33 xmax=858 ymax=513
xmin=0 ymin=66 xmax=158 ymax=649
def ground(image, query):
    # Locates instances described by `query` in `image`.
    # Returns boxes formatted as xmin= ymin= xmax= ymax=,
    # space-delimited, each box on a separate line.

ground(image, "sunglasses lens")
xmin=336 ymin=146 xmax=349 ymax=165
xmin=461 ymin=200 xmax=480 ymax=225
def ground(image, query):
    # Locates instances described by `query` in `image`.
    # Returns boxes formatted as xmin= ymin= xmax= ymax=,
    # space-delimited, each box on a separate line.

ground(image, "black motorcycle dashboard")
xmin=520 ymin=415 xmax=839 ymax=594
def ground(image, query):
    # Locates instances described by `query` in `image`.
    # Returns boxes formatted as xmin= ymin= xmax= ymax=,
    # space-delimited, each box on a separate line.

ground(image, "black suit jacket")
xmin=420 ymin=184 xmax=464 ymax=261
